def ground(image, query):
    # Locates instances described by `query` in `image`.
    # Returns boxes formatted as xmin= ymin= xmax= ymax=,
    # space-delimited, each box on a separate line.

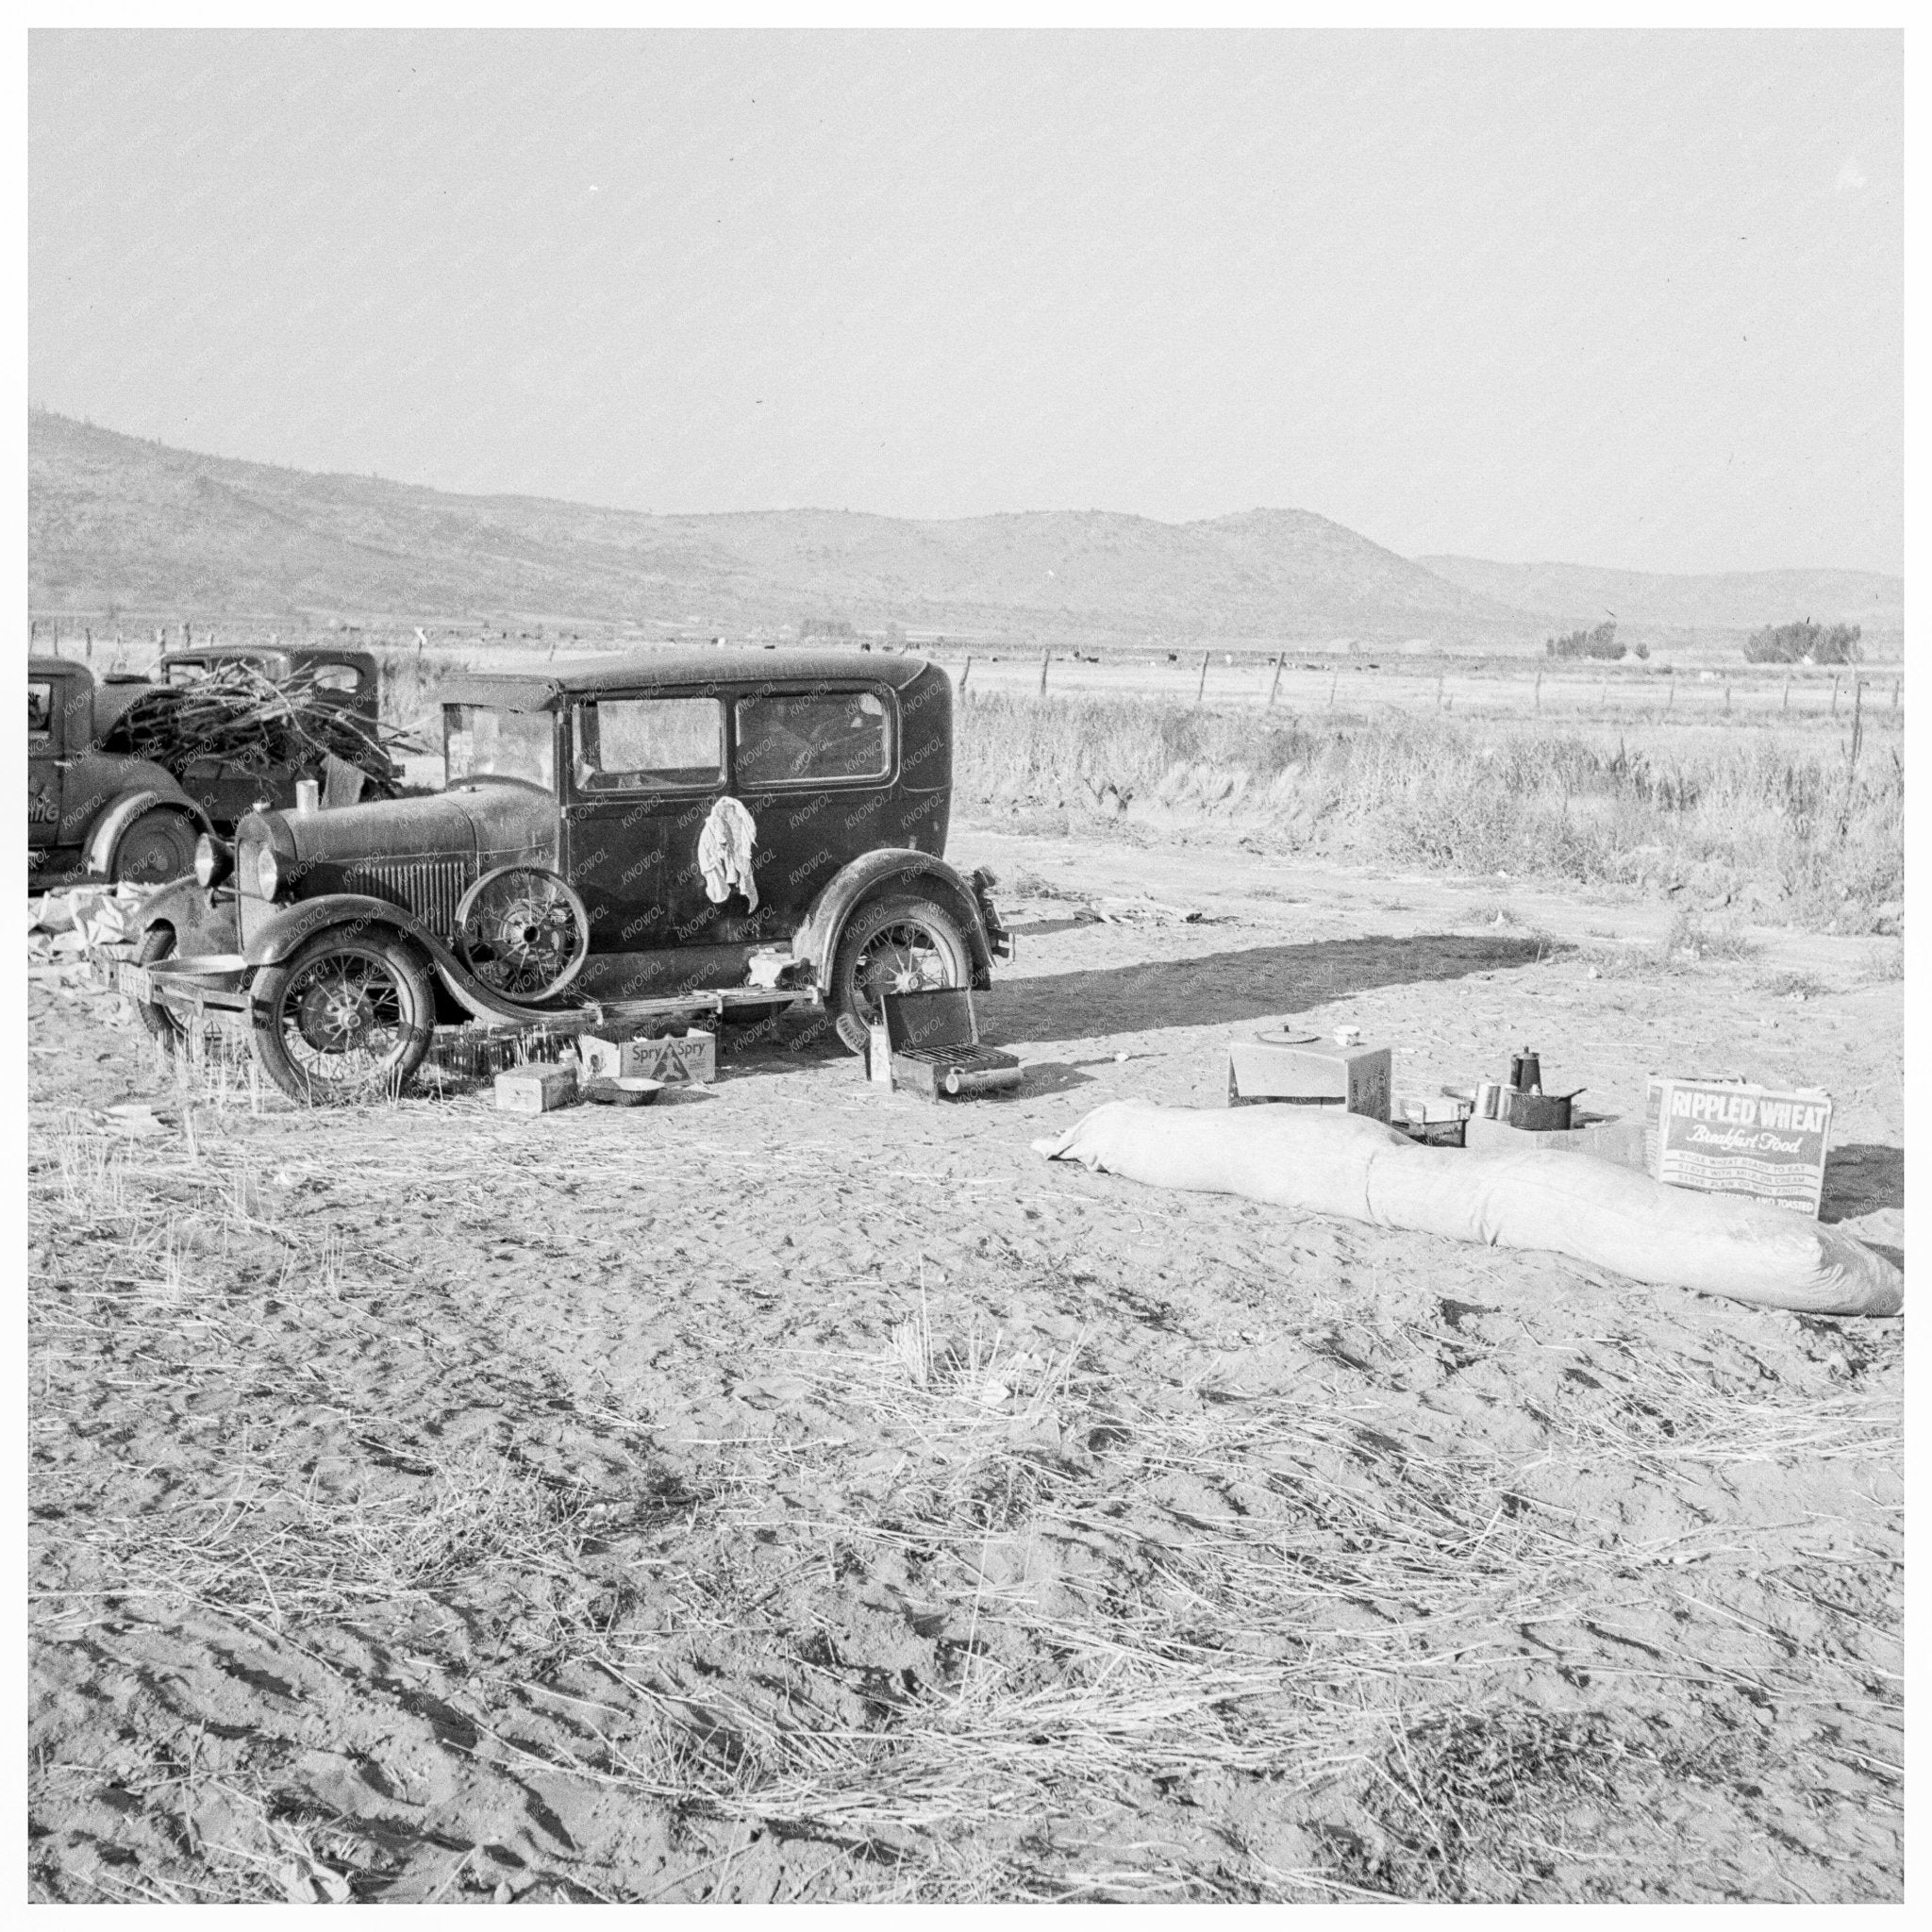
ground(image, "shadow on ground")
xmin=983 ymin=933 xmax=1557 ymax=1044
xmin=1822 ymin=1143 xmax=1904 ymax=1225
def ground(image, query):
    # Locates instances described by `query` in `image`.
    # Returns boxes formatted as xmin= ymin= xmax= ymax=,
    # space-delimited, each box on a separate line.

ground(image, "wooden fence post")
xmin=1831 ymin=675 xmax=1840 ymax=716
xmin=1437 ymin=671 xmax=1446 ymax=711
xmin=1892 ymin=676 xmax=1900 ymax=710
xmin=1534 ymin=668 xmax=1542 ymax=714
xmin=1724 ymin=681 xmax=1731 ymax=716
xmin=1195 ymin=650 xmax=1209 ymax=706
xmin=1038 ymin=648 xmax=1050 ymax=696
xmin=1327 ymin=669 xmax=1338 ymax=710
xmin=958 ymin=654 xmax=972 ymax=694
xmin=1665 ymin=675 xmax=1674 ymax=716
xmin=1267 ymin=651 xmax=1284 ymax=708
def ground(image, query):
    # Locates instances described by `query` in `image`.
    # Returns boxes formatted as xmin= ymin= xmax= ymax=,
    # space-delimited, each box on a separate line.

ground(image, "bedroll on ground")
xmin=1034 ymin=1101 xmax=1901 ymax=1319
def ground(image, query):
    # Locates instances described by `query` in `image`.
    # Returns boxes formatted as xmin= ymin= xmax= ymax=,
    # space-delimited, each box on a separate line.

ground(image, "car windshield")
xmin=444 ymin=704 xmax=555 ymax=789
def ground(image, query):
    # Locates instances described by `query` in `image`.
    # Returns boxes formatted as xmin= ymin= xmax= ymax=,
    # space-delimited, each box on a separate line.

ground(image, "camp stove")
xmin=867 ymin=989 xmax=1022 ymax=1101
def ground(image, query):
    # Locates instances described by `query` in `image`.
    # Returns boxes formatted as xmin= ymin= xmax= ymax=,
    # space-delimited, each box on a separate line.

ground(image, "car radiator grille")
xmin=341 ymin=858 xmax=471 ymax=936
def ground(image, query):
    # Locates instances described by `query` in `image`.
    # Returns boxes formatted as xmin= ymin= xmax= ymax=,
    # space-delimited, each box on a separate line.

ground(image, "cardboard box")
xmin=1463 ymin=1115 xmax=1647 ymax=1169
xmin=580 ymin=1028 xmax=716 ymax=1085
xmin=1644 ymin=1075 xmax=1832 ymax=1216
xmin=495 ymin=1065 xmax=579 ymax=1114
xmin=1227 ymin=1035 xmax=1391 ymax=1122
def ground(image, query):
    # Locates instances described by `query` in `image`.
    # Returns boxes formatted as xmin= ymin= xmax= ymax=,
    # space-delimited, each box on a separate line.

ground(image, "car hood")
xmin=246 ymin=781 xmax=555 ymax=866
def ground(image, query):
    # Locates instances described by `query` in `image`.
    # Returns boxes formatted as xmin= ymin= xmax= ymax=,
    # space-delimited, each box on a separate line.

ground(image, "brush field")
xmin=27 ymin=810 xmax=1903 ymax=1902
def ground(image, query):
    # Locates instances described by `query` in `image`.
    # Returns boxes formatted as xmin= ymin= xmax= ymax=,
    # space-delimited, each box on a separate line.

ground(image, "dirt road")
xmin=27 ymin=823 xmax=1903 ymax=1902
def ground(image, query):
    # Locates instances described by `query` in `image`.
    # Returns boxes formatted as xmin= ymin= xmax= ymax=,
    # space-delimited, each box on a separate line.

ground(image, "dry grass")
xmin=1582 ymin=908 xmax=1763 ymax=980
xmin=30 ymin=1097 xmax=1904 ymax=1902
xmin=957 ymin=694 xmax=1904 ymax=931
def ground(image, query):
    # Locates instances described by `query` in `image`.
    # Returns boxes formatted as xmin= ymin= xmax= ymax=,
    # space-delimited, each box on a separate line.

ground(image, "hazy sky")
xmin=30 ymin=30 xmax=1902 ymax=575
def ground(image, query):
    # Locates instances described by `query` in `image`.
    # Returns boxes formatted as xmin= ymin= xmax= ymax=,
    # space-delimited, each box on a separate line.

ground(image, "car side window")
xmin=735 ymin=691 xmax=889 ymax=787
xmin=311 ymin=665 xmax=362 ymax=693
xmin=28 ymin=680 xmax=55 ymax=748
xmin=574 ymin=697 xmax=724 ymax=792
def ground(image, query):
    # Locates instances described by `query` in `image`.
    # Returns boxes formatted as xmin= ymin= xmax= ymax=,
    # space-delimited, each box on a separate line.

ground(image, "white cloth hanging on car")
xmin=698 ymin=795 xmax=758 ymax=911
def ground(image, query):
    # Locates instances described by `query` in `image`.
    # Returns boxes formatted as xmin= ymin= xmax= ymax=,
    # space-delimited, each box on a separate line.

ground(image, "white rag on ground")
xmin=698 ymin=795 xmax=758 ymax=911
xmin=1034 ymin=1100 xmax=1902 ymax=1319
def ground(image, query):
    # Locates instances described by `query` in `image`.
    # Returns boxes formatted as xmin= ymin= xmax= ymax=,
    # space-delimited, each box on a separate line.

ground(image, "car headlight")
xmin=256 ymin=845 xmax=281 ymax=900
xmin=194 ymin=834 xmax=234 ymax=890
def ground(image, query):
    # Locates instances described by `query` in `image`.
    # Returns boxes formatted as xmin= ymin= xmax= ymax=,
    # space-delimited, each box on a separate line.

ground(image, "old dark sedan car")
xmin=130 ymin=649 xmax=1010 ymax=1100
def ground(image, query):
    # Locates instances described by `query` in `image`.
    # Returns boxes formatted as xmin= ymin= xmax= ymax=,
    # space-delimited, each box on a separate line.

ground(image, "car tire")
xmin=131 ymin=926 xmax=187 ymax=1050
xmin=828 ymin=891 xmax=974 ymax=1054
xmin=111 ymin=809 xmax=200 ymax=886
xmin=250 ymin=929 xmax=436 ymax=1104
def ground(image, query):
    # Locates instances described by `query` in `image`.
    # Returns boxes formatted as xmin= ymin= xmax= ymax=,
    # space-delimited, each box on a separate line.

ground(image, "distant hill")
xmin=30 ymin=413 xmax=1898 ymax=654
xmin=1417 ymin=554 xmax=1902 ymax=639
xmin=29 ymin=413 xmax=1541 ymax=645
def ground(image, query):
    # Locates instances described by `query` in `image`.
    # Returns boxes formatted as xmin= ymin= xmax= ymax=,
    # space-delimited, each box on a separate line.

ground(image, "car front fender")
xmin=793 ymin=848 xmax=995 ymax=991
xmin=135 ymin=875 xmax=241 ymax=958
xmin=82 ymin=787 xmax=214 ymax=877
xmin=242 ymin=892 xmax=567 ymax=1024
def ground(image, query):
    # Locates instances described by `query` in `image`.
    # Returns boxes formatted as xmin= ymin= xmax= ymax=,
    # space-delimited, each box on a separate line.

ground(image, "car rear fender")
xmin=242 ymin=892 xmax=551 ymax=1024
xmin=794 ymin=849 xmax=995 ymax=991
xmin=83 ymin=787 xmax=213 ymax=877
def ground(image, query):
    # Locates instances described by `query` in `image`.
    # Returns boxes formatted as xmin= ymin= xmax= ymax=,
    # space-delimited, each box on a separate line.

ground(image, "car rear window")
xmin=735 ymin=691 xmax=889 ymax=786
xmin=310 ymin=664 xmax=364 ymax=693
xmin=28 ymin=680 xmax=54 ymax=745
xmin=574 ymin=697 xmax=724 ymax=791
xmin=445 ymin=705 xmax=556 ymax=789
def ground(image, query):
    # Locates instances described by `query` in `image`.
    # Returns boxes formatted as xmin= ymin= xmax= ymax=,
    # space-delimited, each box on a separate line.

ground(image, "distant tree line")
xmin=1546 ymin=621 xmax=1643 ymax=661
xmin=1743 ymin=619 xmax=1860 ymax=665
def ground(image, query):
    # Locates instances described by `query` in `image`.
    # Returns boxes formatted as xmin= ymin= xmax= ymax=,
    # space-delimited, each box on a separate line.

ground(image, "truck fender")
xmin=792 ymin=849 xmax=995 ymax=991
xmin=83 ymin=788 xmax=213 ymax=877
xmin=240 ymin=892 xmax=568 ymax=1024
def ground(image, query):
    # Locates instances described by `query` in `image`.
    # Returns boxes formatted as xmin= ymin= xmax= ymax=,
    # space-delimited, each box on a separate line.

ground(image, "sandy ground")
xmin=27 ymin=820 xmax=1903 ymax=1903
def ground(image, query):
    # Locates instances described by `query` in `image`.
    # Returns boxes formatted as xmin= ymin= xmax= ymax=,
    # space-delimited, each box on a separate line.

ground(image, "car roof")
xmin=437 ymin=648 xmax=936 ymax=712
xmin=29 ymin=656 xmax=94 ymax=680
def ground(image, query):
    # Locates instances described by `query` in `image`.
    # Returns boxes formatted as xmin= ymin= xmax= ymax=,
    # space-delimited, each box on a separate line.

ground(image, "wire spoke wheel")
xmin=251 ymin=932 xmax=433 ymax=1103
xmin=131 ymin=926 xmax=186 ymax=1050
xmin=456 ymin=865 xmax=591 ymax=1003
xmin=853 ymin=923 xmax=953 ymax=1007
xmin=830 ymin=893 xmax=972 ymax=1053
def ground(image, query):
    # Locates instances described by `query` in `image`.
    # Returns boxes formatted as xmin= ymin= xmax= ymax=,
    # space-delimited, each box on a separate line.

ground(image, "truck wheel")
xmin=112 ymin=810 xmax=199 ymax=886
xmin=829 ymin=892 xmax=973 ymax=1054
xmin=131 ymin=927 xmax=187 ymax=1050
xmin=250 ymin=930 xmax=435 ymax=1104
